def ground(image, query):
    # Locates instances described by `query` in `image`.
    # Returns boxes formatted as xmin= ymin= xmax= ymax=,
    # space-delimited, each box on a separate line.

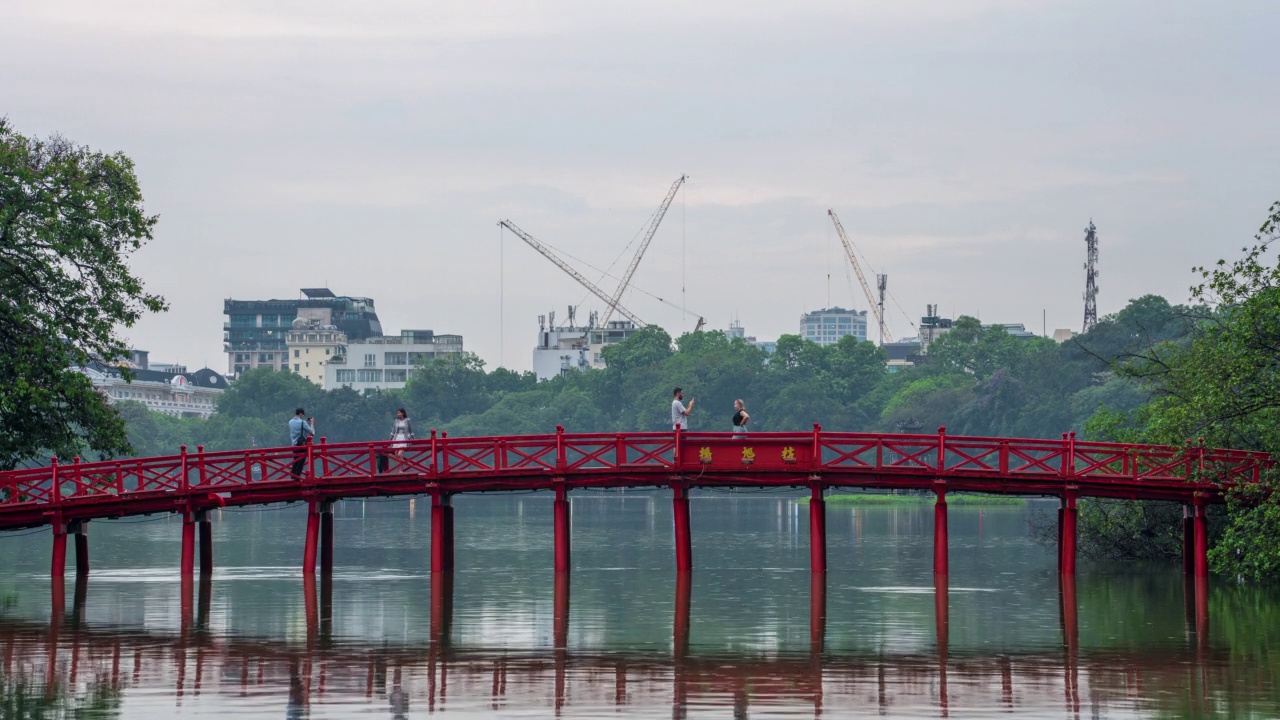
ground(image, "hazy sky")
xmin=3 ymin=1 xmax=1276 ymax=372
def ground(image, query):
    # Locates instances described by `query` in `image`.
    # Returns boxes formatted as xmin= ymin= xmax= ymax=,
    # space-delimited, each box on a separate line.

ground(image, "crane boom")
xmin=827 ymin=209 xmax=894 ymax=344
xmin=601 ymin=174 xmax=688 ymax=325
xmin=498 ymin=220 xmax=646 ymax=327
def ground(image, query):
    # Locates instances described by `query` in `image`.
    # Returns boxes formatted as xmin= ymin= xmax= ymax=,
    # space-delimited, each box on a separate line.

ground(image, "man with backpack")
xmin=289 ymin=408 xmax=315 ymax=479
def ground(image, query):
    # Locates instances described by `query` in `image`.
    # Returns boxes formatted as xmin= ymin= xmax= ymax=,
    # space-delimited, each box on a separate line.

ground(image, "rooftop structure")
xmin=224 ymin=288 xmax=381 ymax=377
xmin=325 ymin=329 xmax=463 ymax=392
xmin=799 ymin=307 xmax=868 ymax=346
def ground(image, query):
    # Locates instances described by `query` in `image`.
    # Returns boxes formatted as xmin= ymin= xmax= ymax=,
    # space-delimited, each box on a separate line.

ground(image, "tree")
xmin=0 ymin=119 xmax=166 ymax=469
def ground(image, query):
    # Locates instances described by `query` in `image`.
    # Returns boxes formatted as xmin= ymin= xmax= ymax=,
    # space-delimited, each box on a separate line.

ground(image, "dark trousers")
xmin=291 ymin=444 xmax=307 ymax=479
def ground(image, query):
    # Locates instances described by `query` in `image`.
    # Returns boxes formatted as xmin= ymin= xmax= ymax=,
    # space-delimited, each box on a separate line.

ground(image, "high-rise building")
xmin=286 ymin=318 xmax=347 ymax=386
xmin=799 ymin=307 xmax=868 ymax=346
xmin=224 ymin=288 xmax=382 ymax=376
xmin=325 ymin=329 xmax=464 ymax=392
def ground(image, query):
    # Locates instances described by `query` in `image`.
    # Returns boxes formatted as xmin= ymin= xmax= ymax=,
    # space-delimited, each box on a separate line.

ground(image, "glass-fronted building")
xmin=224 ymin=288 xmax=382 ymax=376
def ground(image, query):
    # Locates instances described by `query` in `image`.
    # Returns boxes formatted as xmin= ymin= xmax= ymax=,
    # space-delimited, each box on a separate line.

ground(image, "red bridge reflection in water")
xmin=13 ymin=570 xmax=1225 ymax=718
xmin=0 ymin=426 xmax=1266 ymax=582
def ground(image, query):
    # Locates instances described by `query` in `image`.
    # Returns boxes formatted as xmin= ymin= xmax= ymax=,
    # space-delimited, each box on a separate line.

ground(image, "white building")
xmin=286 ymin=317 xmax=347 ymax=386
xmin=81 ymin=358 xmax=228 ymax=419
xmin=325 ymin=329 xmax=464 ymax=392
xmin=533 ymin=311 xmax=593 ymax=381
xmin=799 ymin=307 xmax=868 ymax=346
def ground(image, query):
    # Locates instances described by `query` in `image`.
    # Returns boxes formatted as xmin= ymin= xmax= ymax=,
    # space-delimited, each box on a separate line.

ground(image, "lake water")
xmin=0 ymin=491 xmax=1276 ymax=718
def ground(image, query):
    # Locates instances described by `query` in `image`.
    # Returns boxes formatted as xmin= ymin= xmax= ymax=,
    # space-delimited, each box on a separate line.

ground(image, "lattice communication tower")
xmin=1082 ymin=220 xmax=1099 ymax=332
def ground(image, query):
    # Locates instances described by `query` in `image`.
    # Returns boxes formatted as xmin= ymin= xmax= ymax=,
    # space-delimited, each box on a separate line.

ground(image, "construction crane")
xmin=828 ymin=209 xmax=893 ymax=344
xmin=499 ymin=219 xmax=646 ymax=327
xmin=601 ymin=174 xmax=688 ymax=326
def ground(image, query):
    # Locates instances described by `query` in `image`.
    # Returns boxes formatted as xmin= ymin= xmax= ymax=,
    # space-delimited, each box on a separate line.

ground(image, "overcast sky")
xmin=3 ymin=1 xmax=1276 ymax=372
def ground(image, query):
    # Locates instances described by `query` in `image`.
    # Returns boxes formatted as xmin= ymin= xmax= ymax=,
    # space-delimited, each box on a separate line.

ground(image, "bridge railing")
xmin=0 ymin=430 xmax=1271 ymax=518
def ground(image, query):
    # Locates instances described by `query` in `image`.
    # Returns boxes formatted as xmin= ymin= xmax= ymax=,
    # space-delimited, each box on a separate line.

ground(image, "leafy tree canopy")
xmin=0 ymin=119 xmax=165 ymax=469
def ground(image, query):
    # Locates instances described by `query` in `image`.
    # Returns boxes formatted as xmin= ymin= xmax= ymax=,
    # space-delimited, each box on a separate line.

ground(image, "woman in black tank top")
xmin=732 ymin=399 xmax=749 ymax=438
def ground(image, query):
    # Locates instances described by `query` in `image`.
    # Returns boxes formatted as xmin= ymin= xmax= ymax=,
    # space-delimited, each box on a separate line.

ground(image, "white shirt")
xmin=671 ymin=399 xmax=689 ymax=430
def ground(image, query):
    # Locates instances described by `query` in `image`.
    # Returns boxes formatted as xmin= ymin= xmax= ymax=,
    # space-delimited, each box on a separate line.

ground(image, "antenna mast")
xmin=1082 ymin=220 xmax=1099 ymax=332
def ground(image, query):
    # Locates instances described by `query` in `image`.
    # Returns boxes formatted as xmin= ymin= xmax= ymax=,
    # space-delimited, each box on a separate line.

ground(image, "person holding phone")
xmin=288 ymin=408 xmax=315 ymax=479
xmin=671 ymin=387 xmax=694 ymax=431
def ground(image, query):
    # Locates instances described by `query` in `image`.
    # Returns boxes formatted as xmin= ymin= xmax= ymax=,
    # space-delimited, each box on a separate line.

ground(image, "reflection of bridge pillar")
xmin=1192 ymin=503 xmax=1208 ymax=579
xmin=197 ymin=574 xmax=212 ymax=631
xmin=935 ymin=573 xmax=949 ymax=716
xmin=431 ymin=493 xmax=454 ymax=573
xmin=809 ymin=485 xmax=826 ymax=574
xmin=810 ymin=572 xmax=826 ymax=654
xmin=554 ymin=484 xmax=571 ymax=573
xmin=181 ymin=511 xmax=196 ymax=577
xmin=933 ymin=486 xmax=948 ymax=576
xmin=198 ymin=512 xmax=213 ymax=577
xmin=1060 ymin=496 xmax=1077 ymax=576
xmin=72 ymin=521 xmax=89 ymax=577
xmin=673 ymin=485 xmax=692 ymax=573
xmin=554 ymin=572 xmax=570 ymax=649
xmin=674 ymin=572 xmax=691 ymax=660
xmin=1060 ymin=571 xmax=1079 ymax=714
xmin=430 ymin=572 xmax=453 ymax=646
xmin=319 ymin=500 xmax=334 ymax=575
xmin=303 ymin=500 xmax=321 ymax=575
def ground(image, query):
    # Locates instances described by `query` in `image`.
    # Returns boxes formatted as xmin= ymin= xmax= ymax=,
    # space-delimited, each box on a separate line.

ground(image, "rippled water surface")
xmin=0 ymin=492 xmax=1276 ymax=718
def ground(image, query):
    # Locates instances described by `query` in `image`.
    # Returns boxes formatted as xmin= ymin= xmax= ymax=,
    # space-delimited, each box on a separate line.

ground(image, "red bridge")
xmin=0 ymin=426 xmax=1267 ymax=581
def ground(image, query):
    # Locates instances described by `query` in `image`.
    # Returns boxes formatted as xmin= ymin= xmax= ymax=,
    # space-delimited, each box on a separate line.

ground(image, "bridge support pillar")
xmin=197 ymin=512 xmax=213 ymax=578
xmin=1182 ymin=505 xmax=1195 ymax=575
xmin=431 ymin=493 xmax=454 ymax=573
xmin=73 ymin=521 xmax=89 ymax=577
xmin=303 ymin=500 xmax=320 ymax=575
xmin=673 ymin=485 xmax=692 ymax=573
xmin=1193 ymin=503 xmax=1208 ymax=579
xmin=180 ymin=512 xmax=196 ymax=576
xmin=932 ymin=486 xmax=948 ymax=576
xmin=554 ymin=484 xmax=571 ymax=573
xmin=1060 ymin=496 xmax=1077 ymax=576
xmin=51 ymin=521 xmax=67 ymax=578
xmin=809 ymin=484 xmax=826 ymax=574
xmin=320 ymin=501 xmax=334 ymax=575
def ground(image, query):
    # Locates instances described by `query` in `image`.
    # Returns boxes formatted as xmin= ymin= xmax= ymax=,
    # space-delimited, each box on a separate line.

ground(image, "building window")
xmin=294 ymin=349 xmax=300 ymax=358
xmin=294 ymin=364 xmax=300 ymax=372
xmin=357 ymin=369 xmax=382 ymax=383
xmin=384 ymin=369 xmax=407 ymax=383
xmin=305 ymin=362 xmax=309 ymax=368
xmin=336 ymin=369 xmax=356 ymax=383
xmin=385 ymin=352 xmax=407 ymax=366
xmin=325 ymin=348 xmax=331 ymax=356
xmin=408 ymin=352 xmax=434 ymax=365
xmin=363 ymin=353 xmax=376 ymax=367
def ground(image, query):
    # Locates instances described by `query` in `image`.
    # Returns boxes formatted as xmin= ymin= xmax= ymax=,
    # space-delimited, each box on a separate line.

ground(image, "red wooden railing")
xmin=0 ymin=426 xmax=1268 ymax=532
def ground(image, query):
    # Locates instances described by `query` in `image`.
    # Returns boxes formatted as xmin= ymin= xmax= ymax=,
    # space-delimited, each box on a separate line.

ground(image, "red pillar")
xmin=673 ymin=485 xmax=692 ymax=573
xmin=809 ymin=485 xmax=827 ymax=574
xmin=73 ymin=522 xmax=89 ymax=577
xmin=198 ymin=514 xmax=213 ymax=577
xmin=1060 ymin=496 xmax=1077 ymax=576
xmin=554 ymin=485 xmax=571 ymax=573
xmin=1193 ymin=504 xmax=1208 ymax=579
xmin=1183 ymin=505 xmax=1195 ymax=575
xmin=302 ymin=501 xmax=320 ymax=575
xmin=51 ymin=523 xmax=67 ymax=578
xmin=319 ymin=502 xmax=334 ymax=575
xmin=933 ymin=487 xmax=948 ymax=576
xmin=673 ymin=571 xmax=691 ymax=660
xmin=431 ymin=493 xmax=454 ymax=573
xmin=180 ymin=513 xmax=196 ymax=576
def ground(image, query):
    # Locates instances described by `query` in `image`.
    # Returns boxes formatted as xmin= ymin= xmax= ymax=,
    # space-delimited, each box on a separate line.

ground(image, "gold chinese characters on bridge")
xmin=742 ymin=447 xmax=756 ymax=465
xmin=699 ymin=446 xmax=713 ymax=464
xmin=781 ymin=446 xmax=797 ymax=464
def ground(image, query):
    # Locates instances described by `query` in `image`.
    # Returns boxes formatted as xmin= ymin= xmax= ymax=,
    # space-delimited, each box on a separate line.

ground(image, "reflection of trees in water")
xmin=0 ymin=671 xmax=121 ymax=720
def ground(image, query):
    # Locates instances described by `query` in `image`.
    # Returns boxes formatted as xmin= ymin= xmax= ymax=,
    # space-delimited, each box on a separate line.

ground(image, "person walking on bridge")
xmin=389 ymin=408 xmax=415 ymax=471
xmin=289 ymin=408 xmax=315 ymax=480
xmin=672 ymin=387 xmax=694 ymax=431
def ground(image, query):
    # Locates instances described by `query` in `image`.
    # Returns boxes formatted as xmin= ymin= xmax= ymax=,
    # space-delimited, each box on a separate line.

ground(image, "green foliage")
xmin=0 ymin=119 xmax=166 ymax=469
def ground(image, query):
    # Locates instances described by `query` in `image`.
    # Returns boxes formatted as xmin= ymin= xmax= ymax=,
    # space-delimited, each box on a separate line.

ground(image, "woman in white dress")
xmin=389 ymin=408 xmax=415 ymax=471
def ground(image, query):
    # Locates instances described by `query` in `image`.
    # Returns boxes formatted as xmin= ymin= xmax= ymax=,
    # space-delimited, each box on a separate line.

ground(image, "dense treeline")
xmin=119 ymin=294 xmax=1186 ymax=459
